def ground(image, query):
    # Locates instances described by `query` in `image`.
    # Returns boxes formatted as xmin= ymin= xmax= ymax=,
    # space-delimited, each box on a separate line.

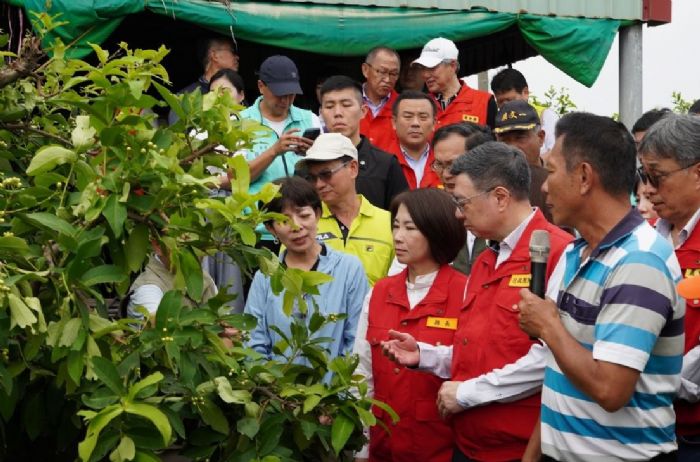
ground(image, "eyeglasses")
xmin=451 ymin=187 xmax=494 ymax=211
xmin=431 ymin=159 xmax=453 ymax=173
xmin=637 ymin=162 xmax=699 ymax=189
xmin=304 ymin=161 xmax=349 ymax=184
xmin=364 ymin=62 xmax=400 ymax=80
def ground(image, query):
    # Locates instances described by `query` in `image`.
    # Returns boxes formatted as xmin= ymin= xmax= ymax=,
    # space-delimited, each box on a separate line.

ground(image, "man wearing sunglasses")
xmin=299 ymin=133 xmax=394 ymax=286
xmin=639 ymin=113 xmax=700 ymax=462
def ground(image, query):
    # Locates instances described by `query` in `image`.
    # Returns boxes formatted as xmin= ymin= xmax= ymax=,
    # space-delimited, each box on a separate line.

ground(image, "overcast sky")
xmin=469 ymin=0 xmax=698 ymax=117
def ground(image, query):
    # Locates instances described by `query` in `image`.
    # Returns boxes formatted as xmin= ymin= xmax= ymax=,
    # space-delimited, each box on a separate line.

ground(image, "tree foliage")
xmin=0 ymin=16 xmax=381 ymax=462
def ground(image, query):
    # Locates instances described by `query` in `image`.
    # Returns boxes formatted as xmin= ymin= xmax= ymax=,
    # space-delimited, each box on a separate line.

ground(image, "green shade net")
xmin=16 ymin=0 xmax=622 ymax=87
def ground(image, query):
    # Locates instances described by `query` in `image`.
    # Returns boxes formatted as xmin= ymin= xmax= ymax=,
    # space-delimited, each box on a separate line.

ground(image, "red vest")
xmin=367 ymin=265 xmax=468 ymax=462
xmin=360 ymin=90 xmax=399 ymax=153
xmin=674 ymin=221 xmax=700 ymax=436
xmin=450 ymin=210 xmax=572 ymax=461
xmin=432 ymin=83 xmax=492 ymax=129
xmin=384 ymin=139 xmax=442 ymax=190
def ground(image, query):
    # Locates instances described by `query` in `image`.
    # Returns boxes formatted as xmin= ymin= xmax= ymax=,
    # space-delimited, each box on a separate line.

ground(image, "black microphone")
xmin=528 ymin=230 xmax=550 ymax=340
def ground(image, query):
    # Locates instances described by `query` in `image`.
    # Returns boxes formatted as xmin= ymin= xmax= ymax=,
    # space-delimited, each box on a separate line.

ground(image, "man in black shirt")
xmin=313 ymin=75 xmax=408 ymax=210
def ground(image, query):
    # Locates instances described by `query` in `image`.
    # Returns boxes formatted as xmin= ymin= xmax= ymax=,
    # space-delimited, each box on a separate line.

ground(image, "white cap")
xmin=303 ymin=133 xmax=358 ymax=163
xmin=412 ymin=37 xmax=459 ymax=68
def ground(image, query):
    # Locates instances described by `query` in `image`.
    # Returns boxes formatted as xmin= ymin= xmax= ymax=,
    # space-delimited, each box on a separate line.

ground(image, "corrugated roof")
xmin=284 ymin=0 xmax=645 ymax=21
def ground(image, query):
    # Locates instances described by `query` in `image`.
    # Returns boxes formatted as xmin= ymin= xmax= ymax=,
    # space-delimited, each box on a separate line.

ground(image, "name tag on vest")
xmin=684 ymin=268 xmax=700 ymax=278
xmin=462 ymin=114 xmax=480 ymax=123
xmin=509 ymin=274 xmax=531 ymax=287
xmin=426 ymin=317 xmax=458 ymax=330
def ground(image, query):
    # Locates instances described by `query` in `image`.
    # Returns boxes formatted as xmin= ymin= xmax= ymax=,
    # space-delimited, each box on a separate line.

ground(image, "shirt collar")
xmin=656 ymin=206 xmax=700 ymax=248
xmin=321 ymin=195 xmax=373 ymax=219
xmin=362 ymin=83 xmax=391 ymax=106
xmin=501 ymin=208 xmax=537 ymax=253
xmin=574 ymin=208 xmax=644 ymax=259
xmin=399 ymin=143 xmax=430 ymax=161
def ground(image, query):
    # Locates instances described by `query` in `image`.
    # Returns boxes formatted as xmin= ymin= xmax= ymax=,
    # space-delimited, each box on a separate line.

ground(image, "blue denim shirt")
xmin=244 ymin=245 xmax=369 ymax=365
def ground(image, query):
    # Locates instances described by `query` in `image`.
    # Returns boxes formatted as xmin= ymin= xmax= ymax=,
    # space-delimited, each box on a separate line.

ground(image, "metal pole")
xmin=619 ymin=23 xmax=643 ymax=130
xmin=477 ymin=71 xmax=489 ymax=92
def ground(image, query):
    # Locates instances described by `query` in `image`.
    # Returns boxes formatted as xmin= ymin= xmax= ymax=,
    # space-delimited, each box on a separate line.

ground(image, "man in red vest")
xmin=360 ymin=46 xmax=401 ymax=153
xmin=638 ymin=113 xmax=700 ymax=462
xmin=385 ymin=91 xmax=442 ymax=189
xmin=412 ymin=37 xmax=497 ymax=130
xmin=382 ymin=141 xmax=572 ymax=461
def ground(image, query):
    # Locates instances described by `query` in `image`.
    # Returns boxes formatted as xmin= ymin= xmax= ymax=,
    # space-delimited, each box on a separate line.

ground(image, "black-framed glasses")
xmin=304 ymin=161 xmax=350 ymax=184
xmin=637 ymin=162 xmax=699 ymax=189
xmin=364 ymin=62 xmax=400 ymax=80
xmin=431 ymin=159 xmax=453 ymax=173
xmin=451 ymin=187 xmax=494 ymax=211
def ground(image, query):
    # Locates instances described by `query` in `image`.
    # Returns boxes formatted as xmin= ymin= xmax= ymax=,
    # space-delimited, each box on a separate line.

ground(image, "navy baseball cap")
xmin=257 ymin=55 xmax=303 ymax=96
xmin=494 ymin=100 xmax=541 ymax=134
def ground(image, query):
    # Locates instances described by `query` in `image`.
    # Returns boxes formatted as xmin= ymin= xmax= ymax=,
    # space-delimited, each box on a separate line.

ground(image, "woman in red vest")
xmin=353 ymin=188 xmax=467 ymax=462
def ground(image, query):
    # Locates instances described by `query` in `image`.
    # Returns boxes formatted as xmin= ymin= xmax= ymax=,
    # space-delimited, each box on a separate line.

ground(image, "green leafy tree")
xmin=671 ymin=91 xmax=692 ymax=114
xmin=530 ymin=85 xmax=578 ymax=116
xmin=0 ymin=16 xmax=390 ymax=462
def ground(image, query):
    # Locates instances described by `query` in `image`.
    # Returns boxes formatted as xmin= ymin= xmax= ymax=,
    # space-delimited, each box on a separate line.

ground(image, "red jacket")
xmin=450 ymin=210 xmax=572 ymax=461
xmin=384 ymin=139 xmax=442 ymax=190
xmin=674 ymin=221 xmax=700 ymax=436
xmin=360 ymin=90 xmax=399 ymax=153
xmin=431 ymin=83 xmax=492 ymax=129
xmin=367 ymin=265 xmax=468 ymax=462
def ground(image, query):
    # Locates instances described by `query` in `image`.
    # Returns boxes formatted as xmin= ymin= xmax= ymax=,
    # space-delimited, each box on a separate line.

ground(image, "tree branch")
xmin=1 ymin=122 xmax=72 ymax=146
xmin=180 ymin=143 xmax=217 ymax=165
xmin=0 ymin=36 xmax=44 ymax=89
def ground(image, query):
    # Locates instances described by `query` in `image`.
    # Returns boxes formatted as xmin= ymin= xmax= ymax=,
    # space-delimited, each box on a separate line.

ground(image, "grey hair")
xmin=638 ymin=113 xmax=700 ymax=166
xmin=449 ymin=141 xmax=530 ymax=200
xmin=365 ymin=46 xmax=401 ymax=66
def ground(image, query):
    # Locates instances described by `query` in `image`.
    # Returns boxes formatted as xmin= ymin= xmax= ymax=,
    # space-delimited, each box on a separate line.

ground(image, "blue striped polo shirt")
xmin=541 ymin=209 xmax=684 ymax=462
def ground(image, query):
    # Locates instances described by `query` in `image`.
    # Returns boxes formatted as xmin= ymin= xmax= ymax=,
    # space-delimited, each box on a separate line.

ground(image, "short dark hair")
xmin=490 ymin=68 xmax=528 ymax=95
xmin=450 ymin=141 xmax=530 ymax=201
xmin=210 ymin=68 xmax=245 ymax=94
xmin=432 ymin=122 xmax=493 ymax=152
xmin=390 ymin=188 xmax=466 ymax=265
xmin=465 ymin=130 xmax=494 ymax=151
xmin=392 ymin=90 xmax=437 ymax=118
xmin=631 ymin=108 xmax=671 ymax=134
xmin=689 ymin=100 xmax=700 ymax=115
xmin=638 ymin=113 xmax=700 ymax=165
xmin=199 ymin=37 xmax=236 ymax=69
xmin=264 ymin=177 xmax=322 ymax=224
xmin=365 ymin=46 xmax=400 ymax=65
xmin=555 ymin=112 xmax=636 ymax=196
xmin=319 ymin=75 xmax=363 ymax=105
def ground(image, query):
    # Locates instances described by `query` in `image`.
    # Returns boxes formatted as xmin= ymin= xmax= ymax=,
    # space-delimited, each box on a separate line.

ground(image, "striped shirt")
xmin=541 ymin=209 xmax=684 ymax=462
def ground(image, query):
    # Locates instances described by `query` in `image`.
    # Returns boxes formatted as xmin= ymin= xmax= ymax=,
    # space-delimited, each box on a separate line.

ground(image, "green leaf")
xmin=109 ymin=435 xmax=135 ymax=462
xmin=302 ymin=395 xmax=322 ymax=414
xmin=26 ymin=145 xmax=76 ymax=176
xmin=89 ymin=43 xmax=109 ymax=65
xmin=123 ymin=402 xmax=172 ymax=446
xmin=232 ymin=223 xmax=257 ymax=247
xmin=59 ymin=317 xmax=82 ymax=346
xmin=78 ymin=404 xmax=123 ymax=462
xmin=80 ymin=265 xmax=127 ymax=287
xmin=227 ymin=155 xmax=250 ymax=194
xmin=214 ymin=377 xmax=251 ymax=404
xmin=126 ymin=372 xmax=164 ymax=403
xmin=370 ymin=398 xmax=399 ymax=424
xmin=8 ymin=293 xmax=37 ymax=329
xmin=179 ymin=249 xmax=203 ymax=300
xmin=125 ymin=224 xmax=149 ymax=272
xmin=198 ymin=398 xmax=229 ymax=435
xmin=0 ymin=236 xmax=30 ymax=254
xmin=91 ymin=357 xmax=125 ymax=396
xmin=153 ymin=81 xmax=185 ymax=121
xmin=71 ymin=115 xmax=96 ymax=150
xmin=103 ymin=195 xmax=127 ymax=238
xmin=236 ymin=416 xmax=259 ymax=439
xmin=330 ymin=413 xmax=354 ymax=455
xmin=25 ymin=212 xmax=77 ymax=236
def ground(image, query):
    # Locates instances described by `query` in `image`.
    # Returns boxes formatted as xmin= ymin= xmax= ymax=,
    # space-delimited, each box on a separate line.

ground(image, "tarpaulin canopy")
xmin=11 ymin=0 xmax=624 ymax=86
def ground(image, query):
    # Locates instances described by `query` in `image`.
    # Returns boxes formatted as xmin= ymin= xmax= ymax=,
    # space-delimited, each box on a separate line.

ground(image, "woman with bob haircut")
xmin=245 ymin=176 xmax=369 ymax=364
xmin=353 ymin=188 xmax=467 ymax=462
